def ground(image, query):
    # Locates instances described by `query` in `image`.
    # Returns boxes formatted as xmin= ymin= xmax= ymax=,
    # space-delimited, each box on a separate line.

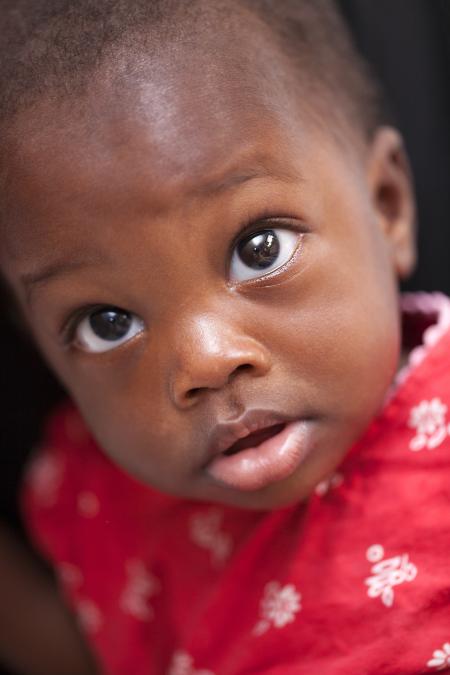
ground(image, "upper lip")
xmin=207 ymin=409 xmax=297 ymax=461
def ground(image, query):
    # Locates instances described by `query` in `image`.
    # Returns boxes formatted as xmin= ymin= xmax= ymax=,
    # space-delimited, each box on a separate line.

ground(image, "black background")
xmin=1 ymin=1 xmax=449 ymax=673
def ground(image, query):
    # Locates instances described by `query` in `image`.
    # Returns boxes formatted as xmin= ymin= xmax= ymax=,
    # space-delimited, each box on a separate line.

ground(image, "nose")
xmin=169 ymin=314 xmax=271 ymax=409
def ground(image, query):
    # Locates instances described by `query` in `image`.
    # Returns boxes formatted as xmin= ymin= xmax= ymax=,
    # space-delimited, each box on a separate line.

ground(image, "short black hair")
xmin=0 ymin=0 xmax=387 ymax=137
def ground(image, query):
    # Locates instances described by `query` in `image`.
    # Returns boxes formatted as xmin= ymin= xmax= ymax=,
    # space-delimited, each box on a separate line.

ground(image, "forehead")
xmin=1 ymin=20 xmax=314 ymax=266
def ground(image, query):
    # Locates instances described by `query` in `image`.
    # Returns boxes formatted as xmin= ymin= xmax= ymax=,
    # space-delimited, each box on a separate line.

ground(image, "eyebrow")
xmin=20 ymin=162 xmax=302 ymax=301
xmin=197 ymin=163 xmax=302 ymax=196
xmin=20 ymin=256 xmax=104 ymax=304
xmin=199 ymin=168 xmax=270 ymax=195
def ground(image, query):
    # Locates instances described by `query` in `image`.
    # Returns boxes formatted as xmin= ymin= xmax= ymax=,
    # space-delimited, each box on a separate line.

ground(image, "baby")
xmin=1 ymin=0 xmax=449 ymax=673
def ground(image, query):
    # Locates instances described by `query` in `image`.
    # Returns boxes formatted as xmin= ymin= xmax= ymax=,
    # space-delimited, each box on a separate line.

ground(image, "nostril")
xmin=229 ymin=363 xmax=254 ymax=381
xmin=184 ymin=366 xmax=252 ymax=400
xmin=178 ymin=361 xmax=261 ymax=406
xmin=185 ymin=387 xmax=203 ymax=400
xmin=234 ymin=363 xmax=253 ymax=374
xmin=186 ymin=365 xmax=254 ymax=398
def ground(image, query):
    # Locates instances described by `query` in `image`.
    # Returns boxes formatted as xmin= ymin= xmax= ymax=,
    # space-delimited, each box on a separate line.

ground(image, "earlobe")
xmin=367 ymin=126 xmax=417 ymax=280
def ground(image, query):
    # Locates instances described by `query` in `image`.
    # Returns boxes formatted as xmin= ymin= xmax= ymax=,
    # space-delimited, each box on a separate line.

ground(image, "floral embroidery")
xmin=58 ymin=564 xmax=102 ymax=635
xmin=77 ymin=491 xmax=100 ymax=518
xmin=25 ymin=449 xmax=64 ymax=507
xmin=189 ymin=509 xmax=232 ymax=566
xmin=75 ymin=598 xmax=103 ymax=633
xmin=366 ymin=545 xmax=384 ymax=564
xmin=120 ymin=559 xmax=161 ymax=621
xmin=253 ymin=581 xmax=302 ymax=635
xmin=58 ymin=562 xmax=84 ymax=589
xmin=427 ymin=642 xmax=450 ymax=670
xmin=167 ymin=650 xmax=214 ymax=675
xmin=408 ymin=398 xmax=450 ymax=451
xmin=365 ymin=544 xmax=417 ymax=607
xmin=315 ymin=472 xmax=344 ymax=497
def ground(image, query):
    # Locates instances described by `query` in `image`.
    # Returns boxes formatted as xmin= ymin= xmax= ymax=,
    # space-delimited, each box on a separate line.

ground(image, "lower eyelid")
xmin=263 ymin=234 xmax=304 ymax=276
xmin=59 ymin=304 xmax=103 ymax=345
xmin=231 ymin=232 xmax=305 ymax=287
xmin=71 ymin=313 xmax=145 ymax=354
xmin=59 ymin=229 xmax=304 ymax=350
xmin=74 ymin=329 xmax=145 ymax=356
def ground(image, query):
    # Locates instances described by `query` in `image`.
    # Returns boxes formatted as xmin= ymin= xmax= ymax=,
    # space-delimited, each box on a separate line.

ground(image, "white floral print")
xmin=25 ymin=450 xmax=64 ymax=507
xmin=253 ymin=581 xmax=302 ymax=635
xmin=75 ymin=598 xmax=103 ymax=633
xmin=408 ymin=398 xmax=450 ymax=450
xmin=77 ymin=491 xmax=100 ymax=518
xmin=58 ymin=565 xmax=102 ymax=634
xmin=365 ymin=545 xmax=417 ymax=607
xmin=58 ymin=562 xmax=84 ymax=589
xmin=315 ymin=472 xmax=344 ymax=497
xmin=427 ymin=642 xmax=450 ymax=670
xmin=366 ymin=545 xmax=385 ymax=564
xmin=120 ymin=559 xmax=161 ymax=621
xmin=189 ymin=509 xmax=232 ymax=566
xmin=167 ymin=650 xmax=214 ymax=675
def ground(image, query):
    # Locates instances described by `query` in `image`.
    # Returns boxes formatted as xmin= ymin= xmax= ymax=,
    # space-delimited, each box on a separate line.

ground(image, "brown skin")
xmin=0 ymin=26 xmax=416 ymax=511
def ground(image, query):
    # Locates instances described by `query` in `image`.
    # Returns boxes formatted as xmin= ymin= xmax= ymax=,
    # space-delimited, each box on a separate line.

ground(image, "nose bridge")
xmin=187 ymin=312 xmax=236 ymax=359
xmin=168 ymin=303 xmax=271 ymax=408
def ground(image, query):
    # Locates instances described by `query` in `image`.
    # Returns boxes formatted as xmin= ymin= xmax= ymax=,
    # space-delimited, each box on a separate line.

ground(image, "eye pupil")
xmin=89 ymin=309 xmax=132 ymax=341
xmin=238 ymin=230 xmax=280 ymax=269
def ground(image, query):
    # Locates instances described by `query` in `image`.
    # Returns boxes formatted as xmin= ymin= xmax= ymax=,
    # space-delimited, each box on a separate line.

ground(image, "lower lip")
xmin=206 ymin=420 xmax=314 ymax=491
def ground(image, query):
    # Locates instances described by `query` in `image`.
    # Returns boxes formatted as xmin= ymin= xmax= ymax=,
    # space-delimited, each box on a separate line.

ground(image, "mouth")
xmin=205 ymin=411 xmax=315 ymax=492
xmin=222 ymin=423 xmax=286 ymax=456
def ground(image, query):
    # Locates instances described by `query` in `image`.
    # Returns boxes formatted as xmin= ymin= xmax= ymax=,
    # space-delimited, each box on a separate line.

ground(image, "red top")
xmin=22 ymin=294 xmax=450 ymax=674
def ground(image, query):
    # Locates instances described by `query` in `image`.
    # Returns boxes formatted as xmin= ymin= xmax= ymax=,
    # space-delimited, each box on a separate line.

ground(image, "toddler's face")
xmin=0 ymin=44 xmax=415 ymax=509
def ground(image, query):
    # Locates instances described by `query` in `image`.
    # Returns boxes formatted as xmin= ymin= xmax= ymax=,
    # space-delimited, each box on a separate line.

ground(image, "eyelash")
xmin=59 ymin=214 xmax=305 ymax=347
xmin=228 ymin=214 xmax=299 ymax=258
xmin=60 ymin=303 xmax=106 ymax=347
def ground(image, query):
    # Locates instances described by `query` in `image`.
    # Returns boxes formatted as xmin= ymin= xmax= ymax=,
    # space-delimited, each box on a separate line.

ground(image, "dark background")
xmin=1 ymin=1 xmax=449 ymax=673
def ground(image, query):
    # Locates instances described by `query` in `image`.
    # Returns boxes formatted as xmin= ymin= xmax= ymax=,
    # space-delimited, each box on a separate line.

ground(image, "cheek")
xmin=38 ymin=346 xmax=184 ymax=487
xmin=257 ymin=232 xmax=401 ymax=420
xmin=76 ymin=382 xmax=176 ymax=475
xmin=273 ymin=298 xmax=399 ymax=399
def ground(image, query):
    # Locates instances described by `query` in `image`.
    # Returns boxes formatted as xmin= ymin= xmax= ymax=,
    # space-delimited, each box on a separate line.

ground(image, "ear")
xmin=367 ymin=127 xmax=417 ymax=280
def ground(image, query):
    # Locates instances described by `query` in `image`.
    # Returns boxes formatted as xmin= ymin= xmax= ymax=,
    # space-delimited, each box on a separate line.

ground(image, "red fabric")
xmin=22 ymin=297 xmax=450 ymax=675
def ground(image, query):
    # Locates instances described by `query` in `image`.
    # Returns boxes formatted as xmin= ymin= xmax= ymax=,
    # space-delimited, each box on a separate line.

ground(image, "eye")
xmin=74 ymin=307 xmax=144 ymax=353
xmin=230 ymin=228 xmax=301 ymax=282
